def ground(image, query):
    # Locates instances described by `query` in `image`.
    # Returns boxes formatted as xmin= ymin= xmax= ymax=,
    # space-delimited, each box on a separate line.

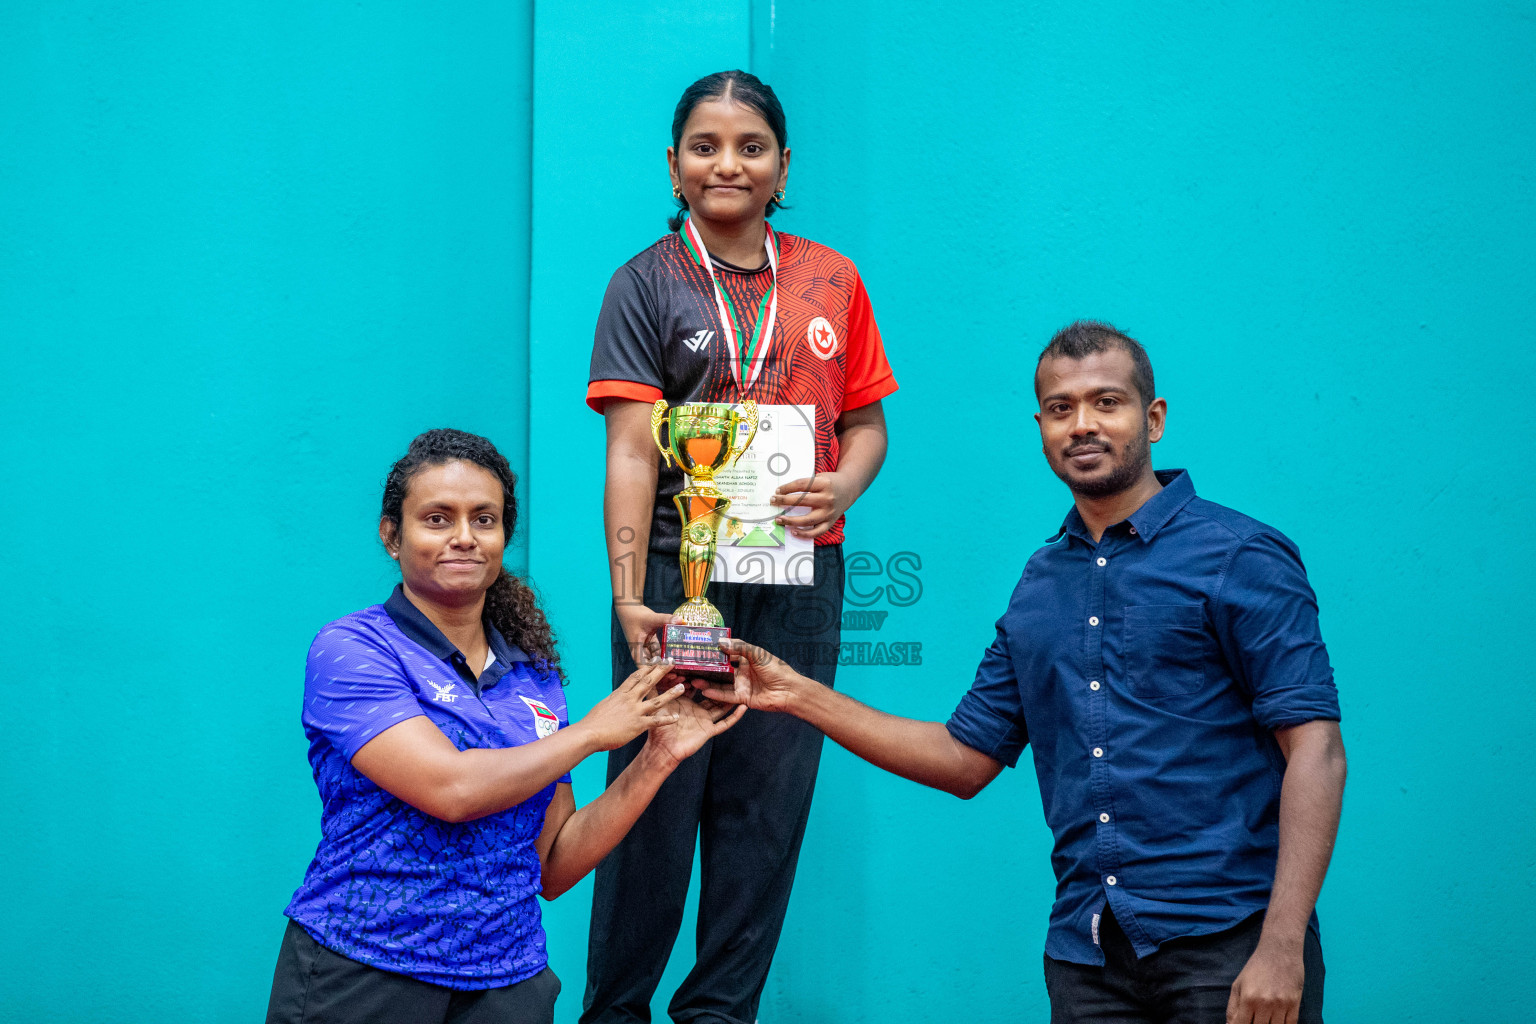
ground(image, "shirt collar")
xmin=1127 ymin=469 xmax=1196 ymax=542
xmin=1048 ymin=469 xmax=1196 ymax=545
xmin=383 ymin=584 xmax=530 ymax=667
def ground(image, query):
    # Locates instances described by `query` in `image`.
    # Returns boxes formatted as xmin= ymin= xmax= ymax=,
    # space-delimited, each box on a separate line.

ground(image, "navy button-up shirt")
xmin=946 ymin=470 xmax=1339 ymax=965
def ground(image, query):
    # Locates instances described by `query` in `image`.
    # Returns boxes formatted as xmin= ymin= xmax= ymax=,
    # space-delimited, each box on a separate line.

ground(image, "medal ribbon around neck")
xmin=679 ymin=216 xmax=780 ymax=389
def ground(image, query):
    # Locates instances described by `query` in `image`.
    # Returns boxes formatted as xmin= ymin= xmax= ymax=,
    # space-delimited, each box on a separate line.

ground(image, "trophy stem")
xmin=673 ymin=488 xmax=730 ymax=628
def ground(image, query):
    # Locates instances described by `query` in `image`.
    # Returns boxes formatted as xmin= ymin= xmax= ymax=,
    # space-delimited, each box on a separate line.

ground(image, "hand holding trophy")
xmin=650 ymin=400 xmax=759 ymax=677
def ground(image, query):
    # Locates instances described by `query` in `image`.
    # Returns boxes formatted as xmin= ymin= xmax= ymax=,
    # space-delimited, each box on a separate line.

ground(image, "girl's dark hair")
xmin=381 ymin=428 xmax=561 ymax=678
xmin=668 ymin=69 xmax=788 ymax=232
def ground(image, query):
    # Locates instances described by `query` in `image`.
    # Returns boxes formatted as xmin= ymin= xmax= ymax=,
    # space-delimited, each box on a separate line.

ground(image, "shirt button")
xmin=1129 ymin=526 xmax=1137 ymax=535
xmin=1090 ymin=680 xmax=1101 ymax=691
xmin=1097 ymin=557 xmax=1107 ymax=566
xmin=1089 ymin=616 xmax=1100 ymax=626
xmin=1093 ymin=747 xmax=1104 ymax=758
xmin=1106 ymin=875 xmax=1118 ymax=886
xmin=1099 ymin=813 xmax=1110 ymax=823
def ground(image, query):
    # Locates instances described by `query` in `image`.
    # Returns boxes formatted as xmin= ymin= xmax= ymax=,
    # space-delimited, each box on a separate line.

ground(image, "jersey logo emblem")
xmin=806 ymin=316 xmax=839 ymax=360
xmin=683 ymin=328 xmax=715 ymax=353
xmin=426 ymin=680 xmax=458 ymax=704
xmin=520 ymin=696 xmax=561 ymax=739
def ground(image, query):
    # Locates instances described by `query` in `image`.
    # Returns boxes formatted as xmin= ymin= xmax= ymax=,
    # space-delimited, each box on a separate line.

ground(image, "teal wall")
xmin=1 ymin=3 xmax=534 ymax=1019
xmin=3 ymin=2 xmax=1532 ymax=1022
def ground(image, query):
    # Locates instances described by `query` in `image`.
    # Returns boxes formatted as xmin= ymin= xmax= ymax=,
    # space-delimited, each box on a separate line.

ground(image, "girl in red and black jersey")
xmin=583 ymin=70 xmax=897 ymax=1024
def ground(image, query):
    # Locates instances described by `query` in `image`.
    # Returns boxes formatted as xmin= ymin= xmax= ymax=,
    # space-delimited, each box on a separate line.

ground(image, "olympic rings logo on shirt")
xmin=806 ymin=316 xmax=839 ymax=360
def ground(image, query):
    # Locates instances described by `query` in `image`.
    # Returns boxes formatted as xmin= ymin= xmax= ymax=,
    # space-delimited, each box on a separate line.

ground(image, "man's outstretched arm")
xmin=700 ymin=639 xmax=1004 ymax=799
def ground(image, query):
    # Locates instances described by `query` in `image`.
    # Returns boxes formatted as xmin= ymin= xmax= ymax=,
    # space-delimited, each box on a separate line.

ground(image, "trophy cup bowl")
xmin=650 ymin=400 xmax=758 ymax=677
xmin=652 ymin=402 xmax=753 ymax=485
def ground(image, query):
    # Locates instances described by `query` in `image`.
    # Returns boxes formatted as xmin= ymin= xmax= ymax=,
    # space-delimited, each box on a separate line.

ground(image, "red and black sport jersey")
xmin=588 ymin=230 xmax=897 ymax=554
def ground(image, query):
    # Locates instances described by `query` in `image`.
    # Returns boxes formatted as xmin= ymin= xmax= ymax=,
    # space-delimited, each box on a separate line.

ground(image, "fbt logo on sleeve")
xmin=519 ymin=696 xmax=560 ymax=739
xmin=427 ymin=680 xmax=458 ymax=704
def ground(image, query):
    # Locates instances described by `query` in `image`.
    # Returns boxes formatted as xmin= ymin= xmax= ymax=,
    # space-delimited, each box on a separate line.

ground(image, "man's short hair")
xmin=1035 ymin=320 xmax=1156 ymax=407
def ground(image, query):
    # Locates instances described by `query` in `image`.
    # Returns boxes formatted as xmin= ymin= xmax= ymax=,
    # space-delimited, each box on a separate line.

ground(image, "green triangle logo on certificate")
xmin=732 ymin=522 xmax=786 ymax=548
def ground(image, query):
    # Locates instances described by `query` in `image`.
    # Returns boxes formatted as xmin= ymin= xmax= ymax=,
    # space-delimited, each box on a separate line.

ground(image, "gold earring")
xmin=672 ymin=184 xmax=683 ymax=199
xmin=773 ymin=188 xmax=786 ymax=203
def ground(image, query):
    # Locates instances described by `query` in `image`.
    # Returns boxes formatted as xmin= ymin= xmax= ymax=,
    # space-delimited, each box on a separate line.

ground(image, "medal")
xmin=679 ymin=216 xmax=780 ymax=389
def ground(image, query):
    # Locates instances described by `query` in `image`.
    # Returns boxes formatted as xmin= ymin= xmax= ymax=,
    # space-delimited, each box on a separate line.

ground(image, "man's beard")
xmin=1053 ymin=423 xmax=1151 ymax=499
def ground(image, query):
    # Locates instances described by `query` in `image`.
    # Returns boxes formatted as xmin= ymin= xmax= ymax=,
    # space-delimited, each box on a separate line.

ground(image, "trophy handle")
xmin=650 ymin=400 xmax=674 ymax=468
xmin=730 ymin=400 xmax=759 ymax=466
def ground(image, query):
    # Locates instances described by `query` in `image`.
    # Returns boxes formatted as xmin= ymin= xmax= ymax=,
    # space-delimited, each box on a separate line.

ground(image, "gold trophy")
xmin=650 ymin=400 xmax=758 ymax=674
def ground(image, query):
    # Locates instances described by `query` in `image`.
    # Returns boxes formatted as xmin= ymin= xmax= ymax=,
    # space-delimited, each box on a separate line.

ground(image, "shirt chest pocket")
xmin=1122 ymin=604 xmax=1208 ymax=698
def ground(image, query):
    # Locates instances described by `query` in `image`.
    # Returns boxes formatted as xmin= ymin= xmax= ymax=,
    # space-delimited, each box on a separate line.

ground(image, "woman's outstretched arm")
xmin=350 ymin=663 xmax=686 ymax=824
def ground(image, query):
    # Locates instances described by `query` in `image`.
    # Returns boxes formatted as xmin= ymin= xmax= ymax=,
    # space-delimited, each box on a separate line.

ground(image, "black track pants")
xmin=582 ymin=546 xmax=844 ymax=1024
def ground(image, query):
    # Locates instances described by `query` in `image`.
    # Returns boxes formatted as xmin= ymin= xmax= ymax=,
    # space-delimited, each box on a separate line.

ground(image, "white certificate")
xmin=710 ymin=403 xmax=815 ymax=586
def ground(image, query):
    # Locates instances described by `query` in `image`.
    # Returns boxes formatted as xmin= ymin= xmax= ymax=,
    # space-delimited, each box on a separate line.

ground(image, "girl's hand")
xmin=616 ymin=604 xmax=676 ymax=664
xmin=771 ymin=473 xmax=856 ymax=539
xmin=574 ymin=663 xmax=686 ymax=751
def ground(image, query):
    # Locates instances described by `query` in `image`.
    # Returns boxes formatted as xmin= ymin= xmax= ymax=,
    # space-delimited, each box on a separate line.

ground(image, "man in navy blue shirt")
xmin=701 ymin=321 xmax=1347 ymax=1024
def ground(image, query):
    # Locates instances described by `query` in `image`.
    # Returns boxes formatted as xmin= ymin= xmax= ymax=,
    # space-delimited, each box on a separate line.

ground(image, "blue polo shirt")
xmin=946 ymin=470 xmax=1340 ymax=966
xmin=284 ymin=587 xmax=572 ymax=989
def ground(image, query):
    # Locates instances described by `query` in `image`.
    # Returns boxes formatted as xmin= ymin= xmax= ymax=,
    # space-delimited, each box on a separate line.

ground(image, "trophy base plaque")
xmin=659 ymin=623 xmax=734 ymax=680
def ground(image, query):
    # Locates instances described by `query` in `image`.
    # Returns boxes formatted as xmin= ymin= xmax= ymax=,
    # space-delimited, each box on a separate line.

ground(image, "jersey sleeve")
xmin=841 ymin=270 xmax=898 ymax=410
xmin=1213 ymin=532 xmax=1341 ymax=730
xmin=302 ymin=623 xmax=426 ymax=762
xmin=587 ymin=263 xmax=666 ymax=413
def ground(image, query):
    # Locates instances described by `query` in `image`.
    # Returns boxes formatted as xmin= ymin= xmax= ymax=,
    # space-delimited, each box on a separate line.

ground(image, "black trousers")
xmin=582 ymin=547 xmax=844 ymax=1024
xmin=1043 ymin=907 xmax=1325 ymax=1024
xmin=266 ymin=919 xmax=560 ymax=1024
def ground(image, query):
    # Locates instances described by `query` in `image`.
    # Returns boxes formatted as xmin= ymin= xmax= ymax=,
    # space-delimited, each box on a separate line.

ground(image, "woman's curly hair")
xmin=380 ymin=428 xmax=561 ymax=679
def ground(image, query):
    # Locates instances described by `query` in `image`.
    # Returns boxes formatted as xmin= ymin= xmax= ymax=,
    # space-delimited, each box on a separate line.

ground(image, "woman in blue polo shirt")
xmin=266 ymin=428 xmax=743 ymax=1024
